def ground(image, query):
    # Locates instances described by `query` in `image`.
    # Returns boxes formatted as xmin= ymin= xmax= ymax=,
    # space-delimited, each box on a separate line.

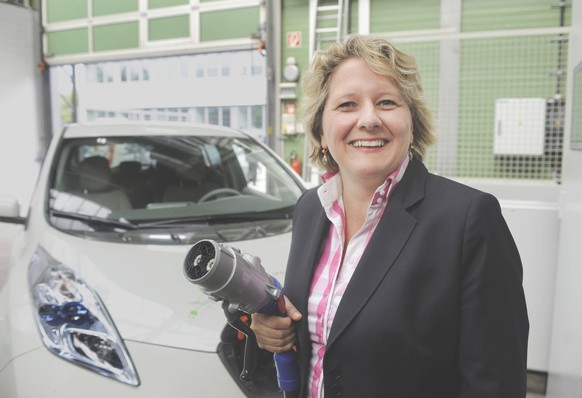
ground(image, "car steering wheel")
xmin=198 ymin=188 xmax=242 ymax=202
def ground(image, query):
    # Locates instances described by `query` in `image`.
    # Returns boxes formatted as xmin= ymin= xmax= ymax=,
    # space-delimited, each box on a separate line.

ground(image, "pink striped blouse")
xmin=306 ymin=156 xmax=409 ymax=398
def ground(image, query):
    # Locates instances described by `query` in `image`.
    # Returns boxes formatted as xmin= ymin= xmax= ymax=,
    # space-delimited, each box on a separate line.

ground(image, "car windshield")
xmin=47 ymin=133 xmax=304 ymax=244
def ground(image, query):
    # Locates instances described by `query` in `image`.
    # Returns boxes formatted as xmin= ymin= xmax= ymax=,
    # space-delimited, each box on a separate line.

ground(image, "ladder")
xmin=303 ymin=0 xmax=350 ymax=185
xmin=309 ymin=0 xmax=350 ymax=60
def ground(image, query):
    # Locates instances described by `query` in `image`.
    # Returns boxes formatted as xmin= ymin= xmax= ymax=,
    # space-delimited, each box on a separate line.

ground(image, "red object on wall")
xmin=290 ymin=151 xmax=302 ymax=176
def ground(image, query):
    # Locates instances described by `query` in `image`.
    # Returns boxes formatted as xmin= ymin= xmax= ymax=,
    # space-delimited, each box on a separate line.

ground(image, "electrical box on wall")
xmin=494 ymin=98 xmax=547 ymax=156
xmin=280 ymin=82 xmax=297 ymax=100
xmin=281 ymin=102 xmax=297 ymax=135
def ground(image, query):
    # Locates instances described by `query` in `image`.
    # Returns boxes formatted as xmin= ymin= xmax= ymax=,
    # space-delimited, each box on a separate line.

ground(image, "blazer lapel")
xmin=293 ymin=207 xmax=329 ymax=315
xmin=285 ymin=190 xmax=330 ymax=365
xmin=326 ymin=159 xmax=427 ymax=347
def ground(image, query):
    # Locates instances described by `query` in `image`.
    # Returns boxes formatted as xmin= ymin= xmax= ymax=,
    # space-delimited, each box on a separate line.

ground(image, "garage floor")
xmin=0 ymin=223 xmax=547 ymax=397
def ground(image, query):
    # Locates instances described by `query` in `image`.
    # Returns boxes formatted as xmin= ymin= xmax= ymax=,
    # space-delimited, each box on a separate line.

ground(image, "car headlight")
xmin=28 ymin=246 xmax=140 ymax=386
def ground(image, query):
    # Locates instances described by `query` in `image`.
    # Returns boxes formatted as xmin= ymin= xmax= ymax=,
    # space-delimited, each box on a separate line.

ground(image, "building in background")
xmin=53 ymin=50 xmax=268 ymax=143
xmin=40 ymin=0 xmax=572 ymax=185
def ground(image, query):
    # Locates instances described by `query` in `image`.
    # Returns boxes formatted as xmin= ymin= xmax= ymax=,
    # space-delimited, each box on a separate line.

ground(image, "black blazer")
xmin=283 ymin=159 xmax=529 ymax=398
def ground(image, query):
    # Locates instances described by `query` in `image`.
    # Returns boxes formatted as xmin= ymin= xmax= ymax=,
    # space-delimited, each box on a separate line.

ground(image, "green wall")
xmin=462 ymin=0 xmax=572 ymax=31
xmin=280 ymin=0 xmax=310 ymax=169
xmin=93 ymin=22 xmax=139 ymax=52
xmin=458 ymin=0 xmax=568 ymax=178
xmin=279 ymin=0 xmax=569 ymax=180
xmin=47 ymin=28 xmax=88 ymax=55
xmin=44 ymin=0 xmax=260 ymax=56
xmin=149 ymin=15 xmax=190 ymax=41
xmin=46 ymin=0 xmax=87 ymax=23
xmin=200 ymin=7 xmax=260 ymax=41
xmin=149 ymin=0 xmax=188 ymax=8
xmin=93 ymin=0 xmax=138 ymax=17
xmin=370 ymin=0 xmax=440 ymax=32
xmin=281 ymin=0 xmax=310 ymax=81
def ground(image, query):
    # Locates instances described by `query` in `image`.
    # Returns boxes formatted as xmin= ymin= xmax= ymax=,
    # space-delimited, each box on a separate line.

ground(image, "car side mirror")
xmin=0 ymin=195 xmax=26 ymax=224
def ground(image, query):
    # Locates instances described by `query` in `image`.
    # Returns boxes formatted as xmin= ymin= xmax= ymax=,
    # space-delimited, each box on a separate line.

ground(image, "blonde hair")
xmin=301 ymin=34 xmax=436 ymax=172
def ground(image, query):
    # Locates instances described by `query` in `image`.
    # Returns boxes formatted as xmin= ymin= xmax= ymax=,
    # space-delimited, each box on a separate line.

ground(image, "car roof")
xmin=61 ymin=121 xmax=250 ymax=139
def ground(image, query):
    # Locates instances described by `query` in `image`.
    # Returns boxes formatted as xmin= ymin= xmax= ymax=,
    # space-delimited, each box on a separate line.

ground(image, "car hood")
xmin=38 ymin=229 xmax=292 ymax=353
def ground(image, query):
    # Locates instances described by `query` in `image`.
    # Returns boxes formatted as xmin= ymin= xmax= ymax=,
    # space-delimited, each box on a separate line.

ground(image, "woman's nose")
xmin=358 ymin=104 xmax=381 ymax=130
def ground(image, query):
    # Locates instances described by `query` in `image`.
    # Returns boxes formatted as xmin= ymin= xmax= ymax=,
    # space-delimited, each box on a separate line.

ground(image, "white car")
xmin=0 ymin=122 xmax=306 ymax=397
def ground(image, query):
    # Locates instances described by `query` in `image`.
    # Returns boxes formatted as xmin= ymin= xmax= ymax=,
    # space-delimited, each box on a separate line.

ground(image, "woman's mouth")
xmin=350 ymin=139 xmax=388 ymax=147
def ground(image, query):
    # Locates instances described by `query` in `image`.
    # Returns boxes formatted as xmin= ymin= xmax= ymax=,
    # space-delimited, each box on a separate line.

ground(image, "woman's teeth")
xmin=350 ymin=139 xmax=387 ymax=147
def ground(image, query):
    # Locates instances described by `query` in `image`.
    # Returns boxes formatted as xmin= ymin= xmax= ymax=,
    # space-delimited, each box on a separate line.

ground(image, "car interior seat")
xmin=78 ymin=156 xmax=132 ymax=210
xmin=118 ymin=160 xmax=150 ymax=208
xmin=162 ymin=159 xmax=221 ymax=203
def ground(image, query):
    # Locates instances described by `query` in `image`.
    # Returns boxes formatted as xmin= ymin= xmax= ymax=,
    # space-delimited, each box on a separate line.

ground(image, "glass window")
xmin=222 ymin=107 xmax=231 ymax=127
xmin=168 ymin=108 xmax=178 ymax=122
xmin=130 ymin=61 xmax=140 ymax=81
xmin=251 ymin=106 xmax=263 ymax=129
xmin=196 ymin=63 xmax=204 ymax=78
xmin=208 ymin=107 xmax=219 ymax=125
xmin=221 ymin=63 xmax=230 ymax=76
xmin=194 ymin=108 xmax=205 ymax=123
xmin=104 ymin=63 xmax=116 ymax=83
xmin=96 ymin=65 xmax=104 ymax=83
xmin=238 ymin=106 xmax=248 ymax=129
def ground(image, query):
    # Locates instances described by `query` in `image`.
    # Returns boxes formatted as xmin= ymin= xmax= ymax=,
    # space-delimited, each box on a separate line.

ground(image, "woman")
xmin=251 ymin=35 xmax=528 ymax=397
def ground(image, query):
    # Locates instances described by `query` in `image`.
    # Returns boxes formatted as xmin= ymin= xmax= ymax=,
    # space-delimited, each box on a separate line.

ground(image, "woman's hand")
xmin=250 ymin=297 xmax=302 ymax=353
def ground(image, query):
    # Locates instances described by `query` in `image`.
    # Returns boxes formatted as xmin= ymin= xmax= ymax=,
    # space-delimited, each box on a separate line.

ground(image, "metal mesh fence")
xmin=395 ymin=29 xmax=568 ymax=182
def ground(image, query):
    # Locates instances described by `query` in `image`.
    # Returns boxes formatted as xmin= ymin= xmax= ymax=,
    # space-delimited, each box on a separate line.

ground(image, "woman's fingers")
xmin=284 ymin=297 xmax=302 ymax=321
xmin=252 ymin=322 xmax=297 ymax=352
xmin=250 ymin=297 xmax=302 ymax=353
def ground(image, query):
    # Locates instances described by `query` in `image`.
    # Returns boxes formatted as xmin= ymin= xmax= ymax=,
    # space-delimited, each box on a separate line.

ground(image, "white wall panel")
xmin=546 ymin=0 xmax=582 ymax=395
xmin=0 ymin=4 xmax=43 ymax=215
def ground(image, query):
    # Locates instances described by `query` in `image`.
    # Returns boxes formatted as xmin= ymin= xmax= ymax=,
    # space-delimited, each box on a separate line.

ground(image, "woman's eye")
xmin=379 ymin=99 xmax=397 ymax=107
xmin=337 ymin=102 xmax=355 ymax=109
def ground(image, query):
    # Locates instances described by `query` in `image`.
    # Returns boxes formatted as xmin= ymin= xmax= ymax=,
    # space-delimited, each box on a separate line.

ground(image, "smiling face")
xmin=321 ymin=57 xmax=414 ymax=188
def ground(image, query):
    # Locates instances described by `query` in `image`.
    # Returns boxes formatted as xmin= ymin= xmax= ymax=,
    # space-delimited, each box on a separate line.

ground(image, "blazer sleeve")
xmin=458 ymin=192 xmax=529 ymax=397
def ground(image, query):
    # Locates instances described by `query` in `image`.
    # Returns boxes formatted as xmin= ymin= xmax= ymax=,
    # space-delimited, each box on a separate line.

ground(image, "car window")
xmin=47 ymin=134 xmax=304 ymax=240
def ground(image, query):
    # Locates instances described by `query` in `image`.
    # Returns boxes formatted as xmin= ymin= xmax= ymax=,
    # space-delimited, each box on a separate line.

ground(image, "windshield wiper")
xmin=136 ymin=211 xmax=293 ymax=229
xmin=49 ymin=209 xmax=138 ymax=231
